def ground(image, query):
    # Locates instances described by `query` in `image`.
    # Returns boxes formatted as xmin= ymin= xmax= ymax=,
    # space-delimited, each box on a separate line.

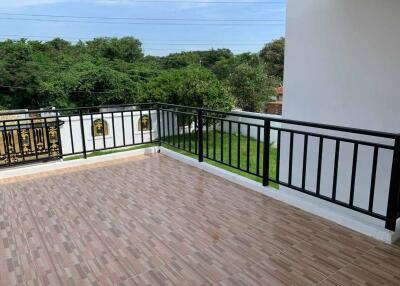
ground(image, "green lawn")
xmin=162 ymin=131 xmax=278 ymax=189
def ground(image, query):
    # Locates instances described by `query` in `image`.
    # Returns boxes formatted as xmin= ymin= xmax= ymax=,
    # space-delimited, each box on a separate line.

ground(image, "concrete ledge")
xmin=160 ymin=147 xmax=400 ymax=244
xmin=0 ymin=147 xmax=159 ymax=180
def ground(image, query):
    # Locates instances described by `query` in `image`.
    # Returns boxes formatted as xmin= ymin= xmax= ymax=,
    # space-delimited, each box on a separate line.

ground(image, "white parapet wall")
xmin=221 ymin=110 xmax=282 ymax=145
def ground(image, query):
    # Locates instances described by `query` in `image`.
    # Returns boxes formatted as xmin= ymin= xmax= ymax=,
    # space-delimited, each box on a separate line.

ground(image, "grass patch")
xmin=63 ymin=143 xmax=157 ymax=161
xmin=162 ymin=131 xmax=278 ymax=189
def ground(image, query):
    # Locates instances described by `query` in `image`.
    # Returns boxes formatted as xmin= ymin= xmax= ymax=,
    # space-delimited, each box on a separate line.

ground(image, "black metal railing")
xmin=0 ymin=102 xmax=399 ymax=231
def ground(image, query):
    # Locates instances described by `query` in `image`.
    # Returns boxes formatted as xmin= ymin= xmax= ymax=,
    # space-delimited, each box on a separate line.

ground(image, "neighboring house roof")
xmin=275 ymin=86 xmax=284 ymax=95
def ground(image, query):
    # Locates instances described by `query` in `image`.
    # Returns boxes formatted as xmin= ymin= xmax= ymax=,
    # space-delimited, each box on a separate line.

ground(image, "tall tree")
xmin=229 ymin=63 xmax=278 ymax=112
xmin=260 ymin=37 xmax=285 ymax=80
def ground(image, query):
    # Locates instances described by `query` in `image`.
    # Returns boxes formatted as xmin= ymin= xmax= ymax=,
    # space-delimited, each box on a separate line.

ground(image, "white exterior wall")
xmin=59 ymin=111 xmax=158 ymax=155
xmin=283 ymin=0 xmax=400 ymax=224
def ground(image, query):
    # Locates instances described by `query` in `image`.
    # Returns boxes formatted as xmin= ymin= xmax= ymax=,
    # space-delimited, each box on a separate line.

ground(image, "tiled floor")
xmin=0 ymin=154 xmax=399 ymax=286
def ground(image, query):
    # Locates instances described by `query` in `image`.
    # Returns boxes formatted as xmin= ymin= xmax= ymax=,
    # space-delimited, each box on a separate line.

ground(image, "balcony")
xmin=0 ymin=103 xmax=400 ymax=285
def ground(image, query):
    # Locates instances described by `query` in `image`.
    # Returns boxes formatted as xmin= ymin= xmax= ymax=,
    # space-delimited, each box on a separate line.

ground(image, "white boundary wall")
xmin=221 ymin=110 xmax=282 ymax=144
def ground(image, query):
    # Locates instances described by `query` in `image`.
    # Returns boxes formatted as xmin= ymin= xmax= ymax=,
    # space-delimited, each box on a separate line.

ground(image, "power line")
xmin=0 ymin=17 xmax=284 ymax=26
xmin=0 ymin=12 xmax=284 ymax=23
xmin=0 ymin=34 xmax=268 ymax=44
xmin=0 ymin=35 xmax=265 ymax=46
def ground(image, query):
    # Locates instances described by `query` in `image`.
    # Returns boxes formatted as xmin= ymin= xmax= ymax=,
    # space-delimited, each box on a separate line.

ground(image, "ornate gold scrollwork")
xmin=20 ymin=129 xmax=30 ymax=154
xmin=48 ymin=127 xmax=59 ymax=157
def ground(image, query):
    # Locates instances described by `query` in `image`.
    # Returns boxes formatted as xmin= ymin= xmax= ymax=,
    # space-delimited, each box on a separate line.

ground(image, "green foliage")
xmin=260 ymin=37 xmax=285 ymax=80
xmin=86 ymin=37 xmax=143 ymax=63
xmin=0 ymin=37 xmax=284 ymax=112
xmin=143 ymin=65 xmax=234 ymax=111
xmin=229 ymin=63 xmax=279 ymax=112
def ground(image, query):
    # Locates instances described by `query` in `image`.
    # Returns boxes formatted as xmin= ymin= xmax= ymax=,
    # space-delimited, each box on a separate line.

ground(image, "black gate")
xmin=0 ymin=118 xmax=62 ymax=167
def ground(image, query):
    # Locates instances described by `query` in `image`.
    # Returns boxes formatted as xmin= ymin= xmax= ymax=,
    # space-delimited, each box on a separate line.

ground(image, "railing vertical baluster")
xmin=237 ymin=123 xmax=241 ymax=169
xmin=68 ymin=115 xmax=75 ymax=154
xmin=177 ymin=114 xmax=180 ymax=148
xmin=157 ymin=107 xmax=161 ymax=147
xmin=276 ymin=130 xmax=281 ymax=182
xmin=188 ymin=115 xmax=192 ymax=152
xmin=79 ymin=109 xmax=87 ymax=159
xmin=228 ymin=121 xmax=232 ymax=165
xmin=44 ymin=118 xmax=51 ymax=159
xmin=302 ymin=134 xmax=309 ymax=191
xmin=31 ymin=119 xmax=39 ymax=159
xmin=246 ymin=125 xmax=250 ymax=172
xmin=17 ymin=120 xmax=25 ymax=162
xmin=262 ymin=119 xmax=271 ymax=186
xmin=220 ymin=120 xmax=224 ymax=162
xmin=56 ymin=111 xmax=63 ymax=159
xmin=101 ymin=113 xmax=106 ymax=149
xmin=198 ymin=110 xmax=203 ymax=162
xmin=349 ymin=143 xmax=359 ymax=206
xmin=140 ymin=110 xmax=144 ymax=144
xmin=316 ymin=136 xmax=323 ymax=194
xmin=368 ymin=147 xmax=379 ymax=213
xmin=2 ymin=122 xmax=11 ymax=165
xmin=172 ymin=112 xmax=175 ymax=146
xmin=256 ymin=126 xmax=260 ymax=176
xmin=288 ymin=132 xmax=294 ymax=186
xmin=122 ymin=111 xmax=126 ymax=146
xmin=194 ymin=115 xmax=198 ymax=154
xmin=130 ymin=111 xmax=135 ymax=145
xmin=183 ymin=114 xmax=186 ymax=150
xmin=148 ymin=110 xmax=152 ymax=143
xmin=111 ymin=112 xmax=116 ymax=147
xmin=91 ymin=114 xmax=95 ymax=151
xmin=161 ymin=109 xmax=165 ymax=143
xmin=206 ymin=117 xmax=209 ymax=158
xmin=213 ymin=118 xmax=216 ymax=160
xmin=166 ymin=110 xmax=170 ymax=144
xmin=385 ymin=136 xmax=400 ymax=231
xmin=332 ymin=140 xmax=340 ymax=200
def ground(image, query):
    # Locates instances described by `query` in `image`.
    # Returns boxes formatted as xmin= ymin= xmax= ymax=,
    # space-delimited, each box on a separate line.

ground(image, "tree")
xmin=229 ymin=63 xmax=279 ymax=112
xmin=39 ymin=61 xmax=141 ymax=107
xmin=143 ymin=65 xmax=234 ymax=111
xmin=260 ymin=37 xmax=285 ymax=80
xmin=85 ymin=37 xmax=143 ymax=63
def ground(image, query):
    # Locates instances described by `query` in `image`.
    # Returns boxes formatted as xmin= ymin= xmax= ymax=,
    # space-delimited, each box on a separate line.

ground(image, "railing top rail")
xmin=158 ymin=103 xmax=398 ymax=139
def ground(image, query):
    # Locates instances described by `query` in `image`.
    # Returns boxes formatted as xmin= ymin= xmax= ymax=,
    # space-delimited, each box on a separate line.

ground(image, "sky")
xmin=0 ymin=0 xmax=286 ymax=56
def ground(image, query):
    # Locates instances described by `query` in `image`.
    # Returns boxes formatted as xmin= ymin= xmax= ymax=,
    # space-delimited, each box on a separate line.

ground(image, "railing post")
xmin=198 ymin=109 xmax=204 ymax=162
xmin=79 ymin=109 xmax=87 ymax=159
xmin=262 ymin=119 xmax=271 ymax=186
xmin=385 ymin=135 xmax=400 ymax=231
xmin=156 ymin=105 xmax=162 ymax=148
